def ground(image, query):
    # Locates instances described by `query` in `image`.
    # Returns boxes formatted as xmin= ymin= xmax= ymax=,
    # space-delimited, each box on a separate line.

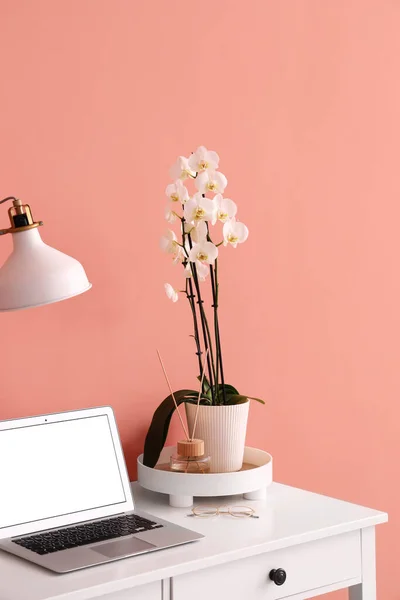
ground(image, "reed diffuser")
xmin=156 ymin=349 xmax=210 ymax=474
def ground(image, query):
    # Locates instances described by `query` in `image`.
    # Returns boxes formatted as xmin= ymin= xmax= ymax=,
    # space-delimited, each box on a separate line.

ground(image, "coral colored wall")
xmin=0 ymin=0 xmax=398 ymax=597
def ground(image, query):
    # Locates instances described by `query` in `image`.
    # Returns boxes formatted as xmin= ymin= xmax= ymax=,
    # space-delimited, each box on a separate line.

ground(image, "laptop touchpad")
xmin=93 ymin=537 xmax=156 ymax=558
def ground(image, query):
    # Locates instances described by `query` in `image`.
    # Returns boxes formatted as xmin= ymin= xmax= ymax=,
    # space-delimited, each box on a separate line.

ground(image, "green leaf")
xmin=143 ymin=389 xmax=209 ymax=468
xmin=247 ymin=395 xmax=266 ymax=404
xmin=220 ymin=383 xmax=240 ymax=396
xmin=197 ymin=373 xmax=212 ymax=399
xmin=225 ymin=394 xmax=265 ymax=405
xmin=225 ymin=394 xmax=249 ymax=405
xmin=213 ymin=383 xmax=240 ymax=404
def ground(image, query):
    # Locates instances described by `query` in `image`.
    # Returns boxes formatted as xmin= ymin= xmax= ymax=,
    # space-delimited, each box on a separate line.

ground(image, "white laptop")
xmin=0 ymin=407 xmax=203 ymax=573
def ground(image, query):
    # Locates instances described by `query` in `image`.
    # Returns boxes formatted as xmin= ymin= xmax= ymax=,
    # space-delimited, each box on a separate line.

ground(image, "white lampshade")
xmin=0 ymin=228 xmax=91 ymax=311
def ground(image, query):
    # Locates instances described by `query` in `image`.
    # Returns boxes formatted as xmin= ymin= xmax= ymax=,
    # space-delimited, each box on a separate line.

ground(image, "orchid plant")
xmin=143 ymin=147 xmax=263 ymax=468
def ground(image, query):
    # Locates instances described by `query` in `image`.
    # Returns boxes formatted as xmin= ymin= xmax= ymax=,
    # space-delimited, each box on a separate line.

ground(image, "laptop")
xmin=0 ymin=407 xmax=203 ymax=573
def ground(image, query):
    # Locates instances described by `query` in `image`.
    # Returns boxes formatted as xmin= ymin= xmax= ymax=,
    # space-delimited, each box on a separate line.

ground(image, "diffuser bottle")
xmin=170 ymin=439 xmax=211 ymax=474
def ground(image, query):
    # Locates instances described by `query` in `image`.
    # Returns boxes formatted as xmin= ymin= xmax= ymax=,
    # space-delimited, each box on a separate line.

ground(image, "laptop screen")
xmin=0 ymin=414 xmax=127 ymax=530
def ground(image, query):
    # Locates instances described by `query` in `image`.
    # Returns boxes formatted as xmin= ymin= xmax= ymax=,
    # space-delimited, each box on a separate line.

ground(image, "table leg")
xmin=162 ymin=578 xmax=171 ymax=600
xmin=349 ymin=527 xmax=376 ymax=600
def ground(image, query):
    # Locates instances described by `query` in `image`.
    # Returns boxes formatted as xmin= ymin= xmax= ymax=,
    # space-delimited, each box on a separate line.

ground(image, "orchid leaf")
xmin=215 ymin=383 xmax=239 ymax=402
xmin=225 ymin=393 xmax=265 ymax=405
xmin=247 ymin=395 xmax=266 ymax=404
xmin=225 ymin=395 xmax=249 ymax=405
xmin=197 ymin=373 xmax=212 ymax=399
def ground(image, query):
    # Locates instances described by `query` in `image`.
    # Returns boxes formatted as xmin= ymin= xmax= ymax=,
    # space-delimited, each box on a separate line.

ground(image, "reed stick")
xmin=156 ymin=349 xmax=190 ymax=440
xmin=191 ymin=349 xmax=209 ymax=441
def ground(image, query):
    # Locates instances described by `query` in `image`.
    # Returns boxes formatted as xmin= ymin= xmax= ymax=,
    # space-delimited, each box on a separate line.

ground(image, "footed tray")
xmin=137 ymin=446 xmax=273 ymax=507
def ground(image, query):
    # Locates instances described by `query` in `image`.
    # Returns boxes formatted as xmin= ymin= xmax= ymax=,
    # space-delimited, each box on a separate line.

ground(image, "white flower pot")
xmin=185 ymin=401 xmax=250 ymax=473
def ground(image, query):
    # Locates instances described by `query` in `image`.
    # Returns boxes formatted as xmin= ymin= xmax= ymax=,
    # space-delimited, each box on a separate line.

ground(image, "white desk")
xmin=0 ymin=482 xmax=387 ymax=600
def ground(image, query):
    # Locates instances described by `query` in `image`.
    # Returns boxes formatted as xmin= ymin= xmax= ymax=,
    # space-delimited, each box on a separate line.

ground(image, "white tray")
xmin=137 ymin=446 xmax=273 ymax=507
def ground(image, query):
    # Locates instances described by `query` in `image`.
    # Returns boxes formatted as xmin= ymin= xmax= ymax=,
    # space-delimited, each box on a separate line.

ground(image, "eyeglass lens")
xmin=228 ymin=506 xmax=254 ymax=517
xmin=192 ymin=505 xmax=255 ymax=518
xmin=192 ymin=506 xmax=219 ymax=517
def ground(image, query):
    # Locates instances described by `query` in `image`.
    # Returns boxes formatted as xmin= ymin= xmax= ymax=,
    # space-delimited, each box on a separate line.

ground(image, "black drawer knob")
xmin=269 ymin=568 xmax=287 ymax=586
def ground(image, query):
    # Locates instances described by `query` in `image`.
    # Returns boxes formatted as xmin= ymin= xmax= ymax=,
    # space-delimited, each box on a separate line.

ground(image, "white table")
xmin=0 ymin=482 xmax=387 ymax=600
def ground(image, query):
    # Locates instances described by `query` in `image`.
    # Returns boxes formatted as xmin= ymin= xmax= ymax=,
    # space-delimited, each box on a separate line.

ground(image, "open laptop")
xmin=0 ymin=407 xmax=203 ymax=573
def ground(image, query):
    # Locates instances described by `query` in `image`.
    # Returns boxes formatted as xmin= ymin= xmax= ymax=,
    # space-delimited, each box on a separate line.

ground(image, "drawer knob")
xmin=269 ymin=568 xmax=287 ymax=586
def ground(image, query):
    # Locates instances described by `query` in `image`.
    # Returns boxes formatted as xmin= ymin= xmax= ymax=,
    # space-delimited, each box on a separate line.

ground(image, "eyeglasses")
xmin=187 ymin=505 xmax=259 ymax=518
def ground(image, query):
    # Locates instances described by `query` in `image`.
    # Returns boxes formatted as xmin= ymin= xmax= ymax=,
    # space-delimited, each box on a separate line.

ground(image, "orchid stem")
xmin=189 ymin=250 xmax=216 ymax=402
xmin=179 ymin=189 xmax=219 ymax=403
xmin=185 ymin=276 xmax=203 ymax=379
xmin=191 ymin=348 xmax=209 ymax=440
xmin=181 ymin=217 xmax=204 ymax=384
xmin=210 ymin=258 xmax=226 ymax=404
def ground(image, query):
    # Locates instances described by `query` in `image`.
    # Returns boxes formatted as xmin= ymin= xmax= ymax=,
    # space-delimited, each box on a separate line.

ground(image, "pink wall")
xmin=0 ymin=1 xmax=398 ymax=597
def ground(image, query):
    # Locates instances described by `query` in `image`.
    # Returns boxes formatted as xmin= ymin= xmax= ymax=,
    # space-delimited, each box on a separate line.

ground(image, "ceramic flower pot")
xmin=185 ymin=400 xmax=250 ymax=473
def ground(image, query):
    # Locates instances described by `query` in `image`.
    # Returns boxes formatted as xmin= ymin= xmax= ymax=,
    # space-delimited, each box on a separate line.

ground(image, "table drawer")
xmin=99 ymin=581 xmax=161 ymax=600
xmin=173 ymin=530 xmax=361 ymax=600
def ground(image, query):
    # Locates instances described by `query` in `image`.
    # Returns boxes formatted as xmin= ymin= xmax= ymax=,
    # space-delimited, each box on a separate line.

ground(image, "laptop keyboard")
xmin=12 ymin=514 xmax=163 ymax=555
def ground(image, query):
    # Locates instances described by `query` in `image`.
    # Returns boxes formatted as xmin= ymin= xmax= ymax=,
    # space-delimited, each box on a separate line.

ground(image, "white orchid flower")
xmin=165 ymin=206 xmax=177 ymax=224
xmin=184 ymin=222 xmax=195 ymax=234
xmin=214 ymin=193 xmax=237 ymax=223
xmin=189 ymin=241 xmax=218 ymax=265
xmin=164 ymin=283 xmax=179 ymax=303
xmin=223 ymin=218 xmax=249 ymax=248
xmin=188 ymin=146 xmax=219 ymax=173
xmin=172 ymin=246 xmax=185 ymax=264
xmin=185 ymin=260 xmax=209 ymax=281
xmin=169 ymin=156 xmax=194 ymax=181
xmin=160 ymin=229 xmax=179 ymax=255
xmin=195 ymin=260 xmax=209 ymax=281
xmin=165 ymin=180 xmax=189 ymax=203
xmin=184 ymin=193 xmax=217 ymax=225
xmin=191 ymin=221 xmax=208 ymax=243
xmin=195 ymin=170 xmax=227 ymax=195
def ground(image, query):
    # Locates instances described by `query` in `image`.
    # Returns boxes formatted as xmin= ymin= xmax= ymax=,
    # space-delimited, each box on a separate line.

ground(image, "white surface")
xmin=93 ymin=582 xmax=161 ymax=600
xmin=138 ymin=446 xmax=272 ymax=507
xmin=0 ymin=481 xmax=387 ymax=600
xmin=174 ymin=530 xmax=361 ymax=600
xmin=186 ymin=401 xmax=249 ymax=472
xmin=0 ymin=408 xmax=134 ymax=539
xmin=0 ymin=228 xmax=91 ymax=311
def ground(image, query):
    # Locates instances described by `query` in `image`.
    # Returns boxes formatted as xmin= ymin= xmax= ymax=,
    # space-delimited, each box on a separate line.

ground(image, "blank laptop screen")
xmin=0 ymin=415 xmax=126 ymax=530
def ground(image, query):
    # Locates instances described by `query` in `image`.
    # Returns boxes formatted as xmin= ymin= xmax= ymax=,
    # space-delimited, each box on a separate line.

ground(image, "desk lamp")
xmin=0 ymin=196 xmax=91 ymax=311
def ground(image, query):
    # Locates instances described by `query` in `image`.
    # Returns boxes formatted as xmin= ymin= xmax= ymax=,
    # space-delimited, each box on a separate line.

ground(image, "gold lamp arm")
xmin=0 ymin=196 xmax=18 ymax=204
